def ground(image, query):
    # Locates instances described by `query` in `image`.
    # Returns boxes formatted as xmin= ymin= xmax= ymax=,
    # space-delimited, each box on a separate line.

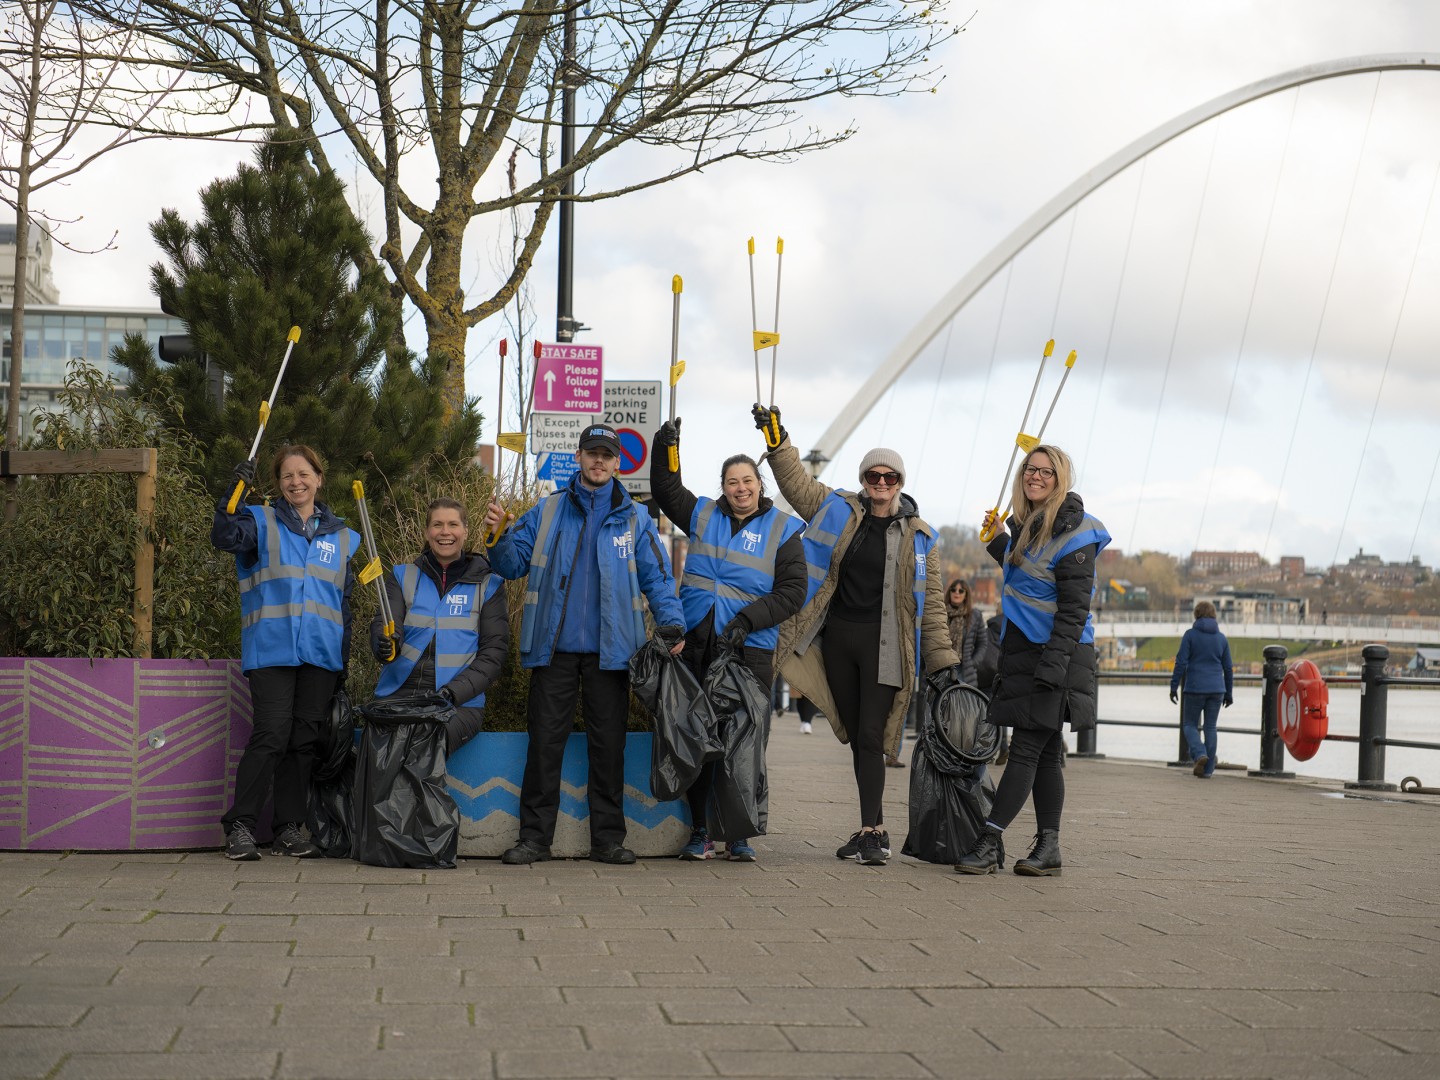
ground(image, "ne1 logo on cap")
xmin=588 ymin=427 xmax=615 ymax=440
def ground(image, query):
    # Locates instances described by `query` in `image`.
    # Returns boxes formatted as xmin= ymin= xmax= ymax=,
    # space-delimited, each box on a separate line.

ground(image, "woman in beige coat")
xmin=756 ymin=408 xmax=959 ymax=866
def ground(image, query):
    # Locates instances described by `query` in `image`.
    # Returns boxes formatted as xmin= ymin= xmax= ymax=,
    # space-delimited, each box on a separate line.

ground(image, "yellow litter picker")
xmin=482 ymin=337 xmax=531 ymax=548
xmin=226 ymin=325 xmax=302 ymax=512
xmin=979 ymin=340 xmax=1079 ymax=543
xmin=667 ymin=274 xmax=685 ymax=472
xmin=748 ymin=237 xmax=784 ymax=449
xmin=352 ymin=479 xmax=397 ymax=662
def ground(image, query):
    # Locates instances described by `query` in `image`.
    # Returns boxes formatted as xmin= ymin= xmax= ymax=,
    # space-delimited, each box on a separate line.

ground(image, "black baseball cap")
xmin=577 ymin=423 xmax=621 ymax=454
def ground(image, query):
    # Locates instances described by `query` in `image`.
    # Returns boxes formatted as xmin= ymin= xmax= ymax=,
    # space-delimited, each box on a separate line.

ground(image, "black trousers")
xmin=683 ymin=646 xmax=774 ymax=833
xmin=821 ymin=616 xmax=898 ymax=829
xmin=224 ymin=664 xmax=337 ymax=833
xmin=519 ymin=652 xmax=631 ymax=848
xmin=988 ymin=726 xmax=1066 ymax=832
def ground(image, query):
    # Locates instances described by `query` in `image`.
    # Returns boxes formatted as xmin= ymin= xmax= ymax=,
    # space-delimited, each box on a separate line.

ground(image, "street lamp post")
xmin=801 ymin=449 xmax=829 ymax=479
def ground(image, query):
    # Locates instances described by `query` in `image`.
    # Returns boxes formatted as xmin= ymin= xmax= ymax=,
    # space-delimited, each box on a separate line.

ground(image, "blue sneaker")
xmin=726 ymin=840 xmax=756 ymax=862
xmin=679 ymin=828 xmax=714 ymax=860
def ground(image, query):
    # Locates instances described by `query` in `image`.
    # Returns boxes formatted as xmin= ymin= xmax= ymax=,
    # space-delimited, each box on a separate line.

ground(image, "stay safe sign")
xmin=533 ymin=343 xmax=604 ymax=412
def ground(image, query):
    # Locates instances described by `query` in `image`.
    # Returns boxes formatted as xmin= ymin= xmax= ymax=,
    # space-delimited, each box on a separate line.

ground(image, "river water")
xmin=1085 ymin=684 xmax=1440 ymax=788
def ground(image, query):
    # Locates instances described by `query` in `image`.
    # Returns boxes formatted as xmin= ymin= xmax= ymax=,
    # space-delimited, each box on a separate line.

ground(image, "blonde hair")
xmin=1007 ymin=444 xmax=1074 ymax=566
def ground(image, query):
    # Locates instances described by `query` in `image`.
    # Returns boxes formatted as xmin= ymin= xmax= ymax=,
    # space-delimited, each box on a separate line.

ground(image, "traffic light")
xmin=156 ymin=334 xmax=223 ymax=408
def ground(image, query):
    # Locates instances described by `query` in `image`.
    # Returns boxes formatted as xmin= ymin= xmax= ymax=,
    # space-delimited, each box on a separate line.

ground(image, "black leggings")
xmin=822 ymin=616 xmax=898 ymax=829
xmin=988 ymin=727 xmax=1066 ymax=833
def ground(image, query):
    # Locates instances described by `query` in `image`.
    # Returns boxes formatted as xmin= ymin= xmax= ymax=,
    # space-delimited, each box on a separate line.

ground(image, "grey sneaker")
xmin=271 ymin=823 xmax=320 ymax=858
xmin=225 ymin=822 xmax=260 ymax=861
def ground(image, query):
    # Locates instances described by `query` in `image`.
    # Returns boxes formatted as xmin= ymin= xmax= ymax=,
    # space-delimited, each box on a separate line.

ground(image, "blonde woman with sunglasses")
xmin=956 ymin=445 xmax=1110 ymax=878
xmin=754 ymin=408 xmax=959 ymax=867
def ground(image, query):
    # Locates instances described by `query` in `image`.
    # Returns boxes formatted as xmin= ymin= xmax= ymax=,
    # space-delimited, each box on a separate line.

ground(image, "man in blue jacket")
xmin=484 ymin=424 xmax=685 ymax=864
xmin=1169 ymin=600 xmax=1234 ymax=778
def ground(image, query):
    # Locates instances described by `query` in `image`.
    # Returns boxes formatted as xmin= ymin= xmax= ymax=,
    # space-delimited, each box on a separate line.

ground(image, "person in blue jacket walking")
xmin=212 ymin=445 xmax=359 ymax=861
xmin=1169 ymin=600 xmax=1234 ymax=778
xmin=483 ymin=424 xmax=686 ymax=865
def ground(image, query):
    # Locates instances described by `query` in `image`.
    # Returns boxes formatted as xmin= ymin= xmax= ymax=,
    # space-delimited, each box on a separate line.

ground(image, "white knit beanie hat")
xmin=858 ymin=447 xmax=905 ymax=483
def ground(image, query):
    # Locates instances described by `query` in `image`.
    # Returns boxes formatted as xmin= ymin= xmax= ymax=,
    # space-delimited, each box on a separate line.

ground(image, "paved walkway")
xmin=2 ymin=722 xmax=1438 ymax=1080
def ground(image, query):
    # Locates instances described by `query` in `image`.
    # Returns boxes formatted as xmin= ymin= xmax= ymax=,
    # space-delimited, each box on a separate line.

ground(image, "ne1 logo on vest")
xmin=613 ymin=531 xmax=634 ymax=559
xmin=316 ymin=539 xmax=337 ymax=564
xmin=445 ymin=594 xmax=469 ymax=616
xmin=742 ymin=528 xmax=762 ymax=553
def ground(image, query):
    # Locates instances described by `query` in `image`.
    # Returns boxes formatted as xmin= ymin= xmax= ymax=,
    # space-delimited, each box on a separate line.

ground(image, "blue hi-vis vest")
xmin=680 ymin=499 xmax=803 ymax=651
xmin=373 ymin=564 xmax=505 ymax=707
xmin=1001 ymin=512 xmax=1111 ymax=646
xmin=800 ymin=491 xmax=934 ymax=677
xmin=517 ymin=492 xmax=647 ymax=659
xmin=236 ymin=506 xmax=358 ymax=673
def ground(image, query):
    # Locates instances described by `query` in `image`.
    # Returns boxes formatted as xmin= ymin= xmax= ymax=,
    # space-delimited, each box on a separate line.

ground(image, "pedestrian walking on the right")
xmin=1169 ymin=600 xmax=1234 ymax=778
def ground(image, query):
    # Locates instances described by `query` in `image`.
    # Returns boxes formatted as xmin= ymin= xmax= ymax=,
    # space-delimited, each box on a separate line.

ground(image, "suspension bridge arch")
xmin=811 ymin=53 xmax=1440 ymax=461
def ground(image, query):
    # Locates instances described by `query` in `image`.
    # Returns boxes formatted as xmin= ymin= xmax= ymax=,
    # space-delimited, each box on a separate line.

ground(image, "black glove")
xmin=233 ymin=459 xmax=257 ymax=485
xmin=1169 ymin=690 xmax=1179 ymax=705
xmin=927 ymin=663 xmax=964 ymax=695
xmin=656 ymin=624 xmax=684 ymax=648
xmin=370 ymin=623 xmax=401 ymax=663
xmin=1223 ymin=693 xmax=1233 ymax=708
xmin=721 ymin=617 xmax=749 ymax=651
xmin=751 ymin=403 xmax=786 ymax=447
xmin=657 ymin=419 xmax=681 ymax=448
xmin=438 ymin=686 xmax=456 ymax=704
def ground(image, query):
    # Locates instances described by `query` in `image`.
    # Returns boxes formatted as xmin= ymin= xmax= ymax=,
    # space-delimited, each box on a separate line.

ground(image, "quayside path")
xmin=2 ymin=724 xmax=1437 ymax=1080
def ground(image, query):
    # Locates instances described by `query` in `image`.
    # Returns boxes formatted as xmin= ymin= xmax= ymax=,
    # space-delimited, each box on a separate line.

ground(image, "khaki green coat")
xmin=769 ymin=439 xmax=959 ymax=756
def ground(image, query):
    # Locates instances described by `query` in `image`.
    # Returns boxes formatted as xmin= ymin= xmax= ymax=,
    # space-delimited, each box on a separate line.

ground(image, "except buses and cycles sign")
xmin=533 ymin=343 xmax=604 ymax=412
xmin=530 ymin=379 xmax=662 ymax=495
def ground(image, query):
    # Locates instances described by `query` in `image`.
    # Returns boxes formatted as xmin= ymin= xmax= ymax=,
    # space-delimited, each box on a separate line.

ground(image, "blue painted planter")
xmin=444 ymin=732 xmax=691 ymax=858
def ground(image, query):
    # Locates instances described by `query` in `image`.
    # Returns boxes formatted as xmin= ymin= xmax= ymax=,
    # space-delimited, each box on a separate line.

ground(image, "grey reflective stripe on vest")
xmin=687 ymin=501 xmax=789 ymax=576
xmin=520 ymin=496 xmax=566 ymax=648
xmin=240 ymin=599 xmax=344 ymax=630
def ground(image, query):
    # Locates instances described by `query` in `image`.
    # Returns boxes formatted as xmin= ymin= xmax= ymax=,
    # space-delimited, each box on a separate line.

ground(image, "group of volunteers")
xmin=212 ymin=402 xmax=1110 ymax=878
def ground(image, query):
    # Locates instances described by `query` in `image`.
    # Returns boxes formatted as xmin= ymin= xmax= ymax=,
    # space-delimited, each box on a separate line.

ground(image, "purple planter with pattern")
xmin=0 ymin=658 xmax=252 ymax=851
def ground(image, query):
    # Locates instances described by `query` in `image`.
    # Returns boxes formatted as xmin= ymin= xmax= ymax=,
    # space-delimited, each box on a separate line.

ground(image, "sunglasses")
xmin=863 ymin=470 xmax=902 ymax=486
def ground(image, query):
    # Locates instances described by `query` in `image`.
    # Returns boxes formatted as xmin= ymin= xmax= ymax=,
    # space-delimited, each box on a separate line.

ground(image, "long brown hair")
xmin=1007 ymin=444 xmax=1074 ymax=566
xmin=945 ymin=577 xmax=973 ymax=625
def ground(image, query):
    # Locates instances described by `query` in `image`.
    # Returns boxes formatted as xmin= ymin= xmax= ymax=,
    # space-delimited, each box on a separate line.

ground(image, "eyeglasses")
xmin=863 ymin=470 xmax=902 ymax=486
xmin=1022 ymin=465 xmax=1056 ymax=480
xmin=950 ymin=586 xmax=966 ymax=593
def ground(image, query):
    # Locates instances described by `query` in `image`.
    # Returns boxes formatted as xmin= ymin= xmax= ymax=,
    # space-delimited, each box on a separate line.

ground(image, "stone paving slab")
xmin=1 ymin=721 xmax=1437 ymax=1079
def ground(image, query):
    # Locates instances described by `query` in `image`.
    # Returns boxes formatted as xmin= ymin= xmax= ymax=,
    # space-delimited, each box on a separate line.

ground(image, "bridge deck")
xmin=2 ymin=724 xmax=1437 ymax=1079
xmin=1094 ymin=617 xmax=1440 ymax=645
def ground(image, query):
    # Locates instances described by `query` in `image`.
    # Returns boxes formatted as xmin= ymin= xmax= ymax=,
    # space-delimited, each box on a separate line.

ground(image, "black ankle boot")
xmin=954 ymin=826 xmax=1005 ymax=875
xmin=1013 ymin=828 xmax=1062 ymax=876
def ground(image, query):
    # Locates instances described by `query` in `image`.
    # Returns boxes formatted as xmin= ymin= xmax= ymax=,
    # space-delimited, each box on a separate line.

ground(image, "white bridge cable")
xmin=1048 ymin=208 xmax=1080 ymax=342
xmin=1077 ymin=158 xmax=1148 ymax=490
xmin=1260 ymin=73 xmax=1383 ymax=561
xmin=955 ymin=262 xmax=1014 ymax=525
xmin=1408 ymin=445 xmax=1440 ymax=564
xmin=1328 ymin=159 xmax=1440 ymax=570
xmin=916 ymin=317 xmax=956 ymax=495
xmin=1126 ymin=121 xmax=1222 ymax=552
xmin=1191 ymin=89 xmax=1301 ymax=555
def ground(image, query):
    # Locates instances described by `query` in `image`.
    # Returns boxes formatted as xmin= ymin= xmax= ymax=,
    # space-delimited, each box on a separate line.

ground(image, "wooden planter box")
xmin=0 ymin=658 xmax=689 ymax=857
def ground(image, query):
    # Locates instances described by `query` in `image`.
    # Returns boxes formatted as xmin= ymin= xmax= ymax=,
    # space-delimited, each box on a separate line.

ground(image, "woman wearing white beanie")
xmin=754 ymin=407 xmax=960 ymax=866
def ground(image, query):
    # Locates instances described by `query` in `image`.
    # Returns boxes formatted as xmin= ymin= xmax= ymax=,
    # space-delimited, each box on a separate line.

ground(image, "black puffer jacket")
xmin=984 ymin=492 xmax=1100 ymax=732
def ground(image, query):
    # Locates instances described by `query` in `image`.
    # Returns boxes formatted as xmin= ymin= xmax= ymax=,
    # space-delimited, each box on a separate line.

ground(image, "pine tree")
xmin=117 ymin=134 xmax=481 ymax=514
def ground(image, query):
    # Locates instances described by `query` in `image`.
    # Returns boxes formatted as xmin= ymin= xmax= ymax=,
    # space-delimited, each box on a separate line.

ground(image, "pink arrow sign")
xmin=534 ymin=343 xmax=604 ymax=412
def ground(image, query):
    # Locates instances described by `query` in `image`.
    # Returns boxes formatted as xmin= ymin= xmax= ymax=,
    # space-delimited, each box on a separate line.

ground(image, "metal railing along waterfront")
xmin=1085 ymin=644 xmax=1440 ymax=791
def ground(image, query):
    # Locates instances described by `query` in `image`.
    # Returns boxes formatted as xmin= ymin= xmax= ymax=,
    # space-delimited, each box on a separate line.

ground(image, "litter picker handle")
xmin=225 ymin=473 xmax=249 ymax=515
xmin=482 ymin=511 xmax=513 ymax=549
xmin=226 ymin=325 xmax=302 ymax=513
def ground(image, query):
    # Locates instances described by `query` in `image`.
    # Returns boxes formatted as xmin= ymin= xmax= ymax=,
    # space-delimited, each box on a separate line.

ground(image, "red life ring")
xmin=1277 ymin=659 xmax=1328 ymax=761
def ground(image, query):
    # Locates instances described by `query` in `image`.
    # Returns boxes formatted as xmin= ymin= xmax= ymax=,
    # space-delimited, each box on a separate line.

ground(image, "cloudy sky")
xmin=43 ymin=0 xmax=1440 ymax=571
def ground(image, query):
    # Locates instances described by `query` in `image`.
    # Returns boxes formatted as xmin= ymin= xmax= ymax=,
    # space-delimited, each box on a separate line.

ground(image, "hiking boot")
xmin=1013 ymin=828 xmax=1062 ymax=877
xmin=679 ymin=828 xmax=714 ymax=861
xmin=501 ymin=839 xmax=552 ymax=865
xmin=836 ymin=830 xmax=891 ymax=860
xmin=589 ymin=843 xmax=637 ymax=865
xmin=271 ymin=823 xmax=320 ymax=858
xmin=955 ymin=826 xmax=1006 ymax=875
xmin=856 ymin=830 xmax=888 ymax=866
xmin=726 ymin=840 xmax=756 ymax=862
xmin=225 ymin=822 xmax=260 ymax=861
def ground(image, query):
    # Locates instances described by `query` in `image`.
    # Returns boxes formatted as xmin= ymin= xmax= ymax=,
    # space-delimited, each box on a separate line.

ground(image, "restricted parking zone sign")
xmin=530 ymin=381 xmax=661 ymax=496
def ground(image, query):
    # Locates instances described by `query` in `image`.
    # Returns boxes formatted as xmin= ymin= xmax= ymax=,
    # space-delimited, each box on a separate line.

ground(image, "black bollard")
xmin=1167 ymin=676 xmax=1191 ymax=767
xmin=1249 ymin=644 xmax=1295 ymax=778
xmin=1346 ymin=644 xmax=1396 ymax=791
xmin=1073 ymin=677 xmax=1104 ymax=758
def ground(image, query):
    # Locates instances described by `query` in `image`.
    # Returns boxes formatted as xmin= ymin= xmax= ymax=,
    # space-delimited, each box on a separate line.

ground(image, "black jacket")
xmin=649 ymin=433 xmax=807 ymax=676
xmin=984 ymin=492 xmax=1099 ymax=732
xmin=370 ymin=549 xmax=509 ymax=710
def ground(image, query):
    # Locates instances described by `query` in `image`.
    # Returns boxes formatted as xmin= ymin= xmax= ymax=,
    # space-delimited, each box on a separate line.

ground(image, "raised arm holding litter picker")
xmin=227 ymin=326 xmax=302 ymax=512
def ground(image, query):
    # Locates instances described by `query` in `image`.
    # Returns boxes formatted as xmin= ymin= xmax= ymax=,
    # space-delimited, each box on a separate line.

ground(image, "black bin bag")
xmin=352 ymin=694 xmax=459 ymax=869
xmin=902 ymin=682 xmax=998 ymax=864
xmin=702 ymin=642 xmax=771 ymax=842
xmin=306 ymin=689 xmax=357 ymax=859
xmin=629 ymin=638 xmax=723 ymax=802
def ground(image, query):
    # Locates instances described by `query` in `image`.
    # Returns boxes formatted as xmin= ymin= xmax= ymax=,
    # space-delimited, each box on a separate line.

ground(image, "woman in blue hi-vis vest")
xmin=211 ymin=445 xmax=359 ymax=863
xmin=650 ymin=422 xmax=808 ymax=863
xmin=370 ymin=498 xmax=510 ymax=754
xmin=756 ymin=407 xmax=961 ymax=869
xmin=956 ymin=444 xmax=1110 ymax=879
